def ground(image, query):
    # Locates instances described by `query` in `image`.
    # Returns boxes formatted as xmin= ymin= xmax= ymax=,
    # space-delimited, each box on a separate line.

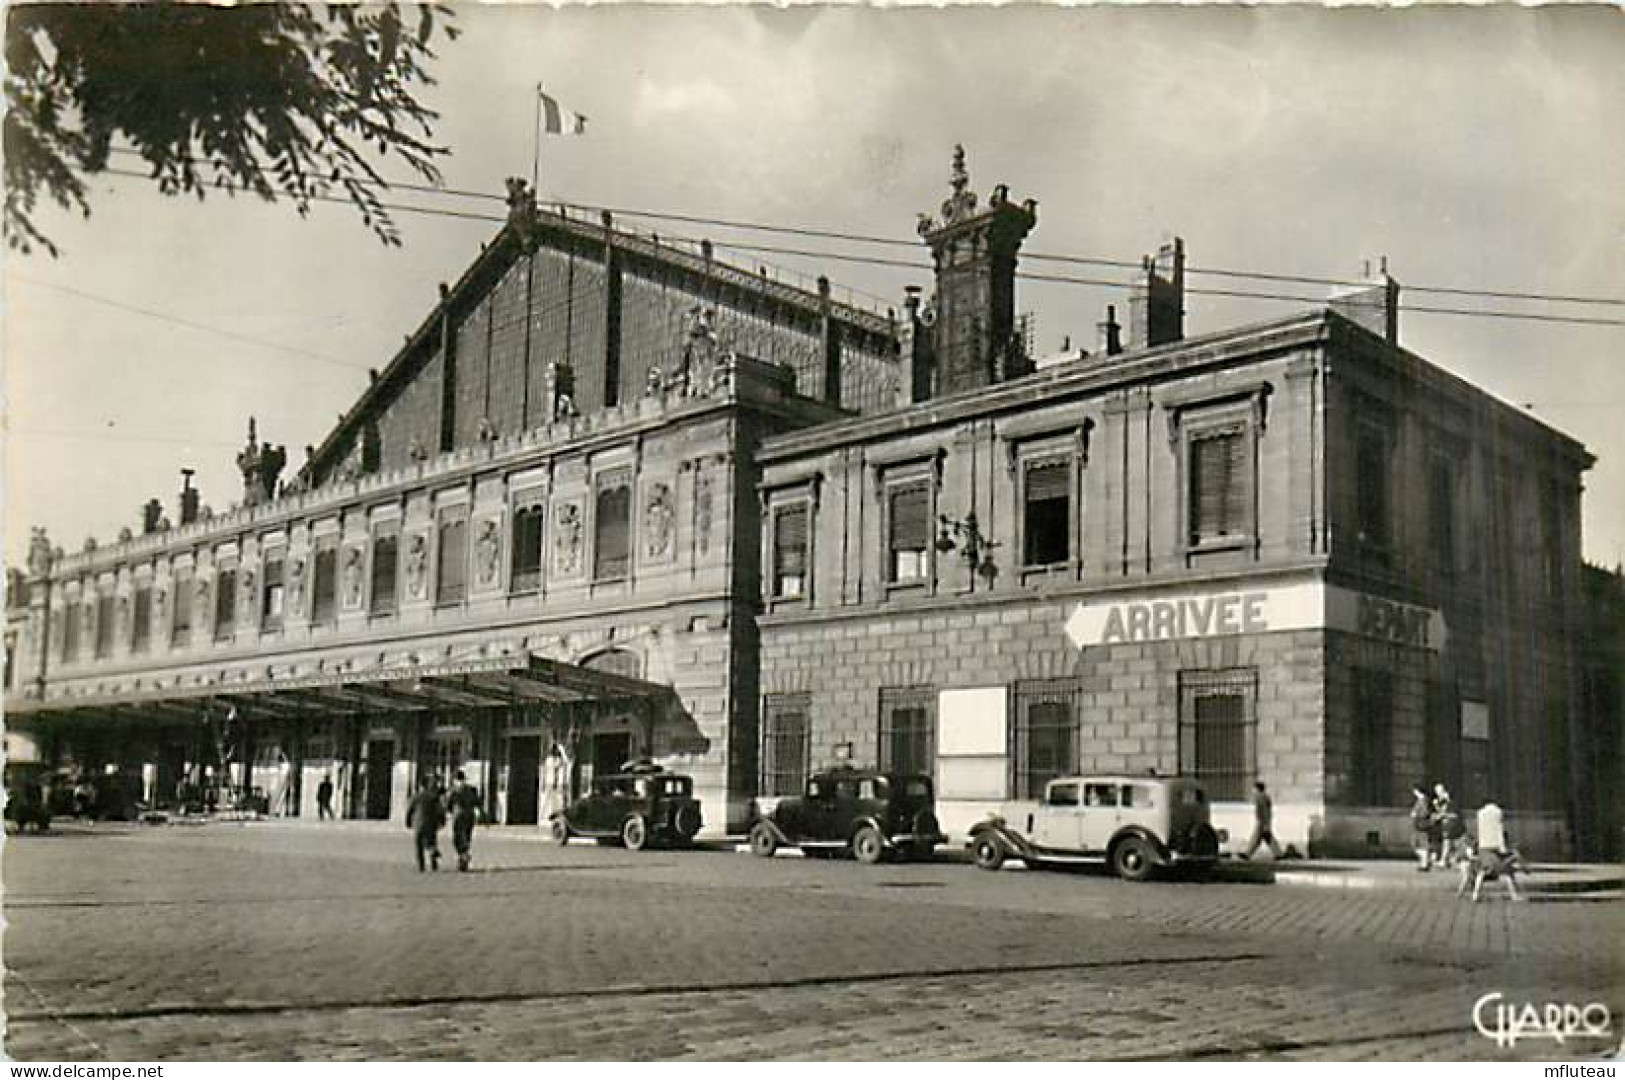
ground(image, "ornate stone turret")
xmin=236 ymin=418 xmax=287 ymax=507
xmin=915 ymin=145 xmax=1038 ymax=397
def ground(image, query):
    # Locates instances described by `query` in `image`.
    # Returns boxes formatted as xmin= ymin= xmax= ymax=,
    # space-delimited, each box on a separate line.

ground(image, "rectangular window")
xmin=436 ymin=511 xmax=469 ymax=606
xmin=1541 ymin=483 xmax=1564 ymax=598
xmin=171 ymin=572 xmax=193 ymax=646
xmin=1188 ymin=429 xmax=1248 ymax=544
xmin=312 ymin=543 xmax=339 ymax=623
xmin=1178 ymin=668 xmax=1257 ymax=801
xmin=1022 ymin=459 xmax=1071 ymax=567
xmin=510 ymin=504 xmax=545 ymax=593
xmin=62 ymin=592 xmax=81 ymax=661
xmin=1428 ymin=455 xmax=1455 ymax=574
xmin=3 ymin=633 xmax=15 ymax=689
xmin=131 ymin=586 xmax=152 ymax=653
xmin=94 ymin=591 xmax=115 ymax=658
xmin=593 ymin=476 xmax=632 ymax=581
xmin=1350 ymin=667 xmax=1394 ymax=806
xmin=887 ymin=483 xmax=931 ymax=584
xmin=215 ymin=568 xmax=238 ymax=639
xmin=1356 ymin=424 xmax=1392 ymax=551
xmin=771 ymin=503 xmax=810 ymax=599
xmin=878 ymin=687 xmax=936 ymax=776
xmin=370 ymin=533 xmax=399 ymax=614
xmin=261 ymin=557 xmax=285 ymax=628
xmin=1011 ymin=679 xmax=1081 ymax=799
xmin=760 ymin=692 xmax=811 ymax=797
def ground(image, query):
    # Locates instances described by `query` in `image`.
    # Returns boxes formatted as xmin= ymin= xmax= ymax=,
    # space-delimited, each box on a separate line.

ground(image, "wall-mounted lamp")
xmin=935 ymin=510 xmax=1000 ymax=586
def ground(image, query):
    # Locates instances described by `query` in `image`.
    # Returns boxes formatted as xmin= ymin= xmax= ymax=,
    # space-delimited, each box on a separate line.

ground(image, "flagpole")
xmin=531 ymin=84 xmax=544 ymax=196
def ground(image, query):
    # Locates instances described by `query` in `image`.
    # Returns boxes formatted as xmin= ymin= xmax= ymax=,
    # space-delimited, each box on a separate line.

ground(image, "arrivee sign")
xmin=1063 ymin=582 xmax=1445 ymax=650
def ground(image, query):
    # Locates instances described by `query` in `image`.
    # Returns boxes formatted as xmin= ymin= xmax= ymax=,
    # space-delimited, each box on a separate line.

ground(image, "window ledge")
xmin=1186 ymin=536 xmax=1251 ymax=556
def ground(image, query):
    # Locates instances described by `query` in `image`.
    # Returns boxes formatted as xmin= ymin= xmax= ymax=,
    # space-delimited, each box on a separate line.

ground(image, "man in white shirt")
xmin=1460 ymin=801 xmax=1521 ymax=902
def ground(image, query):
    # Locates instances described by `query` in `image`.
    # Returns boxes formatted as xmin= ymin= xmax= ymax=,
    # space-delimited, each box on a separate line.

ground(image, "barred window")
xmin=215 ymin=569 xmax=238 ymax=638
xmin=1178 ymin=669 xmax=1257 ymax=801
xmin=131 ymin=586 xmax=152 ymax=653
xmin=370 ymin=533 xmax=398 ymax=615
xmin=594 ymin=477 xmax=632 ymax=582
xmin=1011 ymin=679 xmax=1081 ymax=799
xmin=436 ymin=511 xmax=469 ymax=605
xmin=94 ymin=591 xmax=115 ymax=658
xmin=1351 ymin=667 xmax=1393 ymax=806
xmin=1188 ymin=429 xmax=1248 ymax=544
xmin=771 ymin=503 xmax=809 ymax=599
xmin=261 ymin=558 xmax=285 ymax=627
xmin=760 ymin=692 xmax=811 ymax=797
xmin=510 ymin=504 xmax=545 ymax=593
xmin=878 ymin=687 xmax=936 ymax=776
xmin=1022 ymin=459 xmax=1071 ymax=567
xmin=312 ymin=544 xmax=339 ymax=623
xmin=887 ymin=483 xmax=931 ymax=584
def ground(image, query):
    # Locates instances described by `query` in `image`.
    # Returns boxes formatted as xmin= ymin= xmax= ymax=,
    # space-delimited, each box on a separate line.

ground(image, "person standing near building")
xmin=1241 ymin=780 xmax=1284 ymax=860
xmin=447 ymin=770 xmax=483 ymax=872
xmin=316 ymin=774 xmax=335 ymax=821
xmin=405 ymin=775 xmax=446 ymax=872
xmin=1411 ymin=784 xmax=1435 ymax=870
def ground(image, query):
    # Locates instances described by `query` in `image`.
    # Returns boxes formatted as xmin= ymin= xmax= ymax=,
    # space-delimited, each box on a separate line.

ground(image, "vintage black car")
xmin=548 ymin=763 xmax=702 ymax=851
xmin=748 ymin=766 xmax=945 ymax=864
xmin=4 ymin=763 xmax=53 ymax=834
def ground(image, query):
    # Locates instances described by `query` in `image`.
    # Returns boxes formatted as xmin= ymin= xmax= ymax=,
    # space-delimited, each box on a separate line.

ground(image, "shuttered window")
xmin=94 ymin=592 xmax=115 ymax=658
xmin=510 ymin=505 xmax=545 ymax=593
xmin=312 ymin=544 xmax=339 ymax=623
xmin=772 ymin=504 xmax=809 ymax=599
xmin=1022 ymin=459 xmax=1071 ymax=567
xmin=1178 ymin=669 xmax=1257 ymax=801
xmin=436 ymin=512 xmax=469 ymax=605
xmin=1188 ymin=429 xmax=1247 ymax=543
xmin=215 ymin=569 xmax=237 ymax=638
xmin=371 ymin=533 xmax=398 ymax=614
xmin=888 ymin=483 xmax=930 ymax=583
xmin=261 ymin=558 xmax=285 ymax=627
xmin=594 ymin=480 xmax=632 ymax=581
xmin=131 ymin=586 xmax=152 ymax=653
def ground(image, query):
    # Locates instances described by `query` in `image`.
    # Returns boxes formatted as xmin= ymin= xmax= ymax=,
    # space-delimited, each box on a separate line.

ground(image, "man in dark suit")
xmin=406 ymin=775 xmax=446 ymax=872
xmin=448 ymin=770 xmax=483 ymax=872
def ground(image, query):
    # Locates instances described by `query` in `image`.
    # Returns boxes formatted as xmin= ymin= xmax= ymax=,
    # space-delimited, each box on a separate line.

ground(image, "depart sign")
xmin=1063 ymin=583 xmax=1445 ymax=650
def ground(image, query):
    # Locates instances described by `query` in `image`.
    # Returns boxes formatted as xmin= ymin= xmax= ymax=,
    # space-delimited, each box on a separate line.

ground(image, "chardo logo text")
xmin=1473 ymin=992 xmax=1614 ymax=1049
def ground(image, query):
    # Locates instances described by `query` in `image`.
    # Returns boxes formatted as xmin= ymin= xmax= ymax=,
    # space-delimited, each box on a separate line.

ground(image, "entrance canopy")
xmin=6 ymin=654 xmax=670 ymax=727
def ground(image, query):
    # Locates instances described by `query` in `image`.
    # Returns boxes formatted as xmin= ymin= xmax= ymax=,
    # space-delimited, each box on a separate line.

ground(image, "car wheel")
xmin=1112 ymin=836 xmax=1157 ymax=882
xmin=748 ymin=821 xmax=778 ymax=858
xmin=673 ymin=804 xmax=701 ymax=843
xmin=622 ymin=815 xmax=649 ymax=852
xmin=852 ymin=825 xmax=885 ymax=865
xmin=548 ymin=817 xmax=570 ymax=845
xmin=972 ymin=835 xmax=1005 ymax=871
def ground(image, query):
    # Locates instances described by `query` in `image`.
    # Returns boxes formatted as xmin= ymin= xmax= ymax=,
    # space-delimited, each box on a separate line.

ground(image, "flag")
xmin=538 ymin=87 xmax=588 ymax=135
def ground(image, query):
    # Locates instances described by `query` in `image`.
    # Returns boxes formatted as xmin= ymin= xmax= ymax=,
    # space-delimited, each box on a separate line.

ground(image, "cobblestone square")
xmin=3 ymin=823 xmax=1620 ymax=1061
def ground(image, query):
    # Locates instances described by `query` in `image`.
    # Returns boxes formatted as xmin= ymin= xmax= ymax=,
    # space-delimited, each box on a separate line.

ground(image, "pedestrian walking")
xmin=447 ymin=770 xmax=483 ymax=872
xmin=1410 ymin=784 xmax=1434 ymax=870
xmin=316 ymin=774 xmax=335 ymax=821
xmin=1428 ymin=783 xmax=1452 ymax=868
xmin=1241 ymin=780 xmax=1284 ymax=860
xmin=405 ymin=775 xmax=446 ymax=872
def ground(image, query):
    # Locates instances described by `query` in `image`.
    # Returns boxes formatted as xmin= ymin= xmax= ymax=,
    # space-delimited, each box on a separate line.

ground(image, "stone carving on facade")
xmin=405 ymin=534 xmax=429 ymax=600
xmin=236 ymin=418 xmax=287 ymax=508
xmin=117 ymin=527 xmax=134 ymax=543
xmin=195 ymin=576 xmax=212 ymax=627
xmin=154 ymin=587 xmax=168 ymax=628
xmin=476 ymin=519 xmax=502 ymax=585
xmin=287 ymin=558 xmax=306 ymax=615
xmin=116 ymin=595 xmax=130 ymax=638
xmin=553 ymin=502 xmax=583 ymax=575
xmin=81 ymin=600 xmax=95 ymax=642
xmin=342 ymin=547 xmax=364 ymax=609
xmin=643 ymin=484 xmax=675 ymax=561
xmin=917 ymin=144 xmax=979 ymax=236
xmin=239 ymin=567 xmax=256 ymax=614
xmin=694 ymin=473 xmax=714 ymax=557
xmin=476 ymin=417 xmax=499 ymax=444
xmin=27 ymin=528 xmax=52 ymax=577
xmin=408 ymin=436 xmax=430 ymax=464
xmin=554 ymin=392 xmax=579 ymax=422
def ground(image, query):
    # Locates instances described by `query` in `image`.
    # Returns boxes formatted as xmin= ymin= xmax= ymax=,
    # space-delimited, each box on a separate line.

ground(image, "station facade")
xmin=4 ymin=153 xmax=1605 ymax=854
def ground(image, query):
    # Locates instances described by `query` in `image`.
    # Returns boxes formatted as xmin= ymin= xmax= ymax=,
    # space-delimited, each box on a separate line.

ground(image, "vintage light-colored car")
xmin=968 ymin=774 xmax=1223 ymax=881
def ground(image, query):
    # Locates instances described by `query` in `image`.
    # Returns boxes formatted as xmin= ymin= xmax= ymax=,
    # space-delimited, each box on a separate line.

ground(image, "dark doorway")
xmin=364 ymin=740 xmax=394 ymax=820
xmin=507 ymin=735 xmax=541 ymax=825
xmin=593 ymin=732 xmax=632 ymax=773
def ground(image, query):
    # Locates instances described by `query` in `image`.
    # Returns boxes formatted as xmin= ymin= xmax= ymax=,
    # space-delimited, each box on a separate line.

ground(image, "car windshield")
xmin=662 ymin=778 xmax=690 ymax=796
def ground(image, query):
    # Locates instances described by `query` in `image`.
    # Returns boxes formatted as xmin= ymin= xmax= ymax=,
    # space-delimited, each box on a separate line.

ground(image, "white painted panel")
xmin=937 ymin=686 xmax=1006 ymax=756
xmin=937 ymin=756 xmax=1006 ymax=801
xmin=1461 ymin=700 xmax=1490 ymax=740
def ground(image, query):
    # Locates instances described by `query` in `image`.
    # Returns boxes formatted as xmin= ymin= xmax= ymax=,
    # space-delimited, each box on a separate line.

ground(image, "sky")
xmin=5 ymin=5 xmax=1624 ymax=570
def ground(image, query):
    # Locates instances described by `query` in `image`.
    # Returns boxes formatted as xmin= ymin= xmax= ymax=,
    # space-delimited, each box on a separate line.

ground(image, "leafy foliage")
xmin=4 ymin=3 xmax=458 ymax=255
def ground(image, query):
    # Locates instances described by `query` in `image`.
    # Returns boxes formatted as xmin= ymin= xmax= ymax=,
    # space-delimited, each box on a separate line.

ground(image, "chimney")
xmin=915 ymin=145 xmax=1037 ymax=397
xmin=1329 ymin=258 xmax=1400 ymax=345
xmin=1097 ymin=304 xmax=1124 ymax=357
xmin=1129 ymin=238 xmax=1185 ymax=349
xmin=178 ymin=469 xmax=200 ymax=526
xmin=898 ymin=286 xmax=934 ymax=406
xmin=141 ymin=498 xmax=163 ymax=535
